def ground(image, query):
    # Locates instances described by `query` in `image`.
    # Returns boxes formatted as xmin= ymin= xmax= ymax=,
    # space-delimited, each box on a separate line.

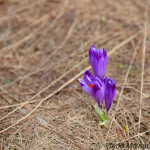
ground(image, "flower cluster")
xmin=79 ymin=45 xmax=116 ymax=115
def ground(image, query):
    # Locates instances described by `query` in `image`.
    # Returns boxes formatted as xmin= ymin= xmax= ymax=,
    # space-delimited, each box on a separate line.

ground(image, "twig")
xmin=138 ymin=13 xmax=147 ymax=142
xmin=0 ymin=99 xmax=41 ymax=109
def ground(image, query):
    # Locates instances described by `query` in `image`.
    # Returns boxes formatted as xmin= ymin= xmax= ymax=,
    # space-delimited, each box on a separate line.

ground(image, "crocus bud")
xmin=104 ymin=77 xmax=116 ymax=114
xmin=89 ymin=45 xmax=107 ymax=79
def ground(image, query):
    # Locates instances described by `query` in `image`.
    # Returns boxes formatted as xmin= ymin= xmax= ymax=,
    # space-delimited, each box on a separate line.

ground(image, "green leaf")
xmin=126 ymin=125 xmax=129 ymax=135
xmin=93 ymin=103 xmax=109 ymax=126
xmin=99 ymin=120 xmax=109 ymax=126
xmin=129 ymin=67 xmax=132 ymax=77
xmin=101 ymin=16 xmax=107 ymax=24
xmin=85 ymin=54 xmax=88 ymax=58
xmin=52 ymin=139 xmax=55 ymax=144
xmin=93 ymin=106 xmax=104 ymax=121
xmin=11 ymin=148 xmax=14 ymax=150
xmin=102 ymin=112 xmax=108 ymax=121
xmin=119 ymin=63 xmax=123 ymax=69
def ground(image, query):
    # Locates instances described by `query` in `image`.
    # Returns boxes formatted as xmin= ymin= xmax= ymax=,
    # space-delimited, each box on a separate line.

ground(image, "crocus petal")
xmin=84 ymin=70 xmax=95 ymax=86
xmin=78 ymin=78 xmax=93 ymax=97
xmin=89 ymin=45 xmax=97 ymax=65
xmin=104 ymin=77 xmax=116 ymax=112
xmin=89 ymin=45 xmax=107 ymax=79
xmin=92 ymin=81 xmax=105 ymax=108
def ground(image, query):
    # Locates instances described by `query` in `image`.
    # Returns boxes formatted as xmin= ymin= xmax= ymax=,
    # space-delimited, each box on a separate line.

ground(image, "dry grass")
xmin=0 ymin=0 xmax=150 ymax=149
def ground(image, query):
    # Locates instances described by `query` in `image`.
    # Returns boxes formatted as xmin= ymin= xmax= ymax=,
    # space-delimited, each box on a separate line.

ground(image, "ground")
xmin=0 ymin=0 xmax=150 ymax=149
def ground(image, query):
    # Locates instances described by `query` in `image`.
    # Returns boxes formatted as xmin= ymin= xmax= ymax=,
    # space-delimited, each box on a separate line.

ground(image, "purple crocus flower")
xmin=79 ymin=45 xmax=116 ymax=112
xmin=79 ymin=70 xmax=105 ymax=108
xmin=104 ymin=77 xmax=116 ymax=114
xmin=89 ymin=45 xmax=107 ymax=79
